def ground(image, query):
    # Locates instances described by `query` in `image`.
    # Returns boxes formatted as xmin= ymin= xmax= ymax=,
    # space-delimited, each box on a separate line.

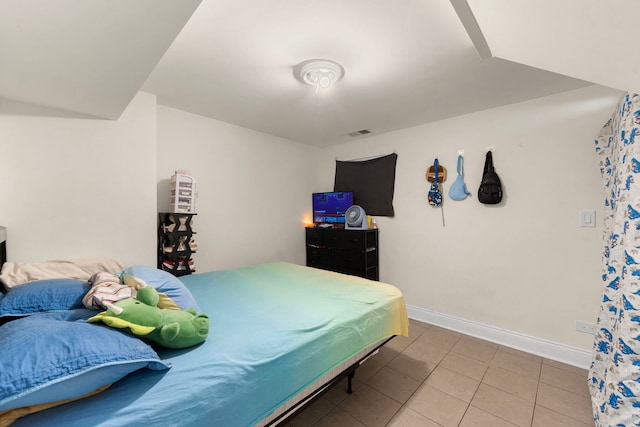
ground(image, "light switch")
xmin=580 ymin=210 xmax=596 ymax=227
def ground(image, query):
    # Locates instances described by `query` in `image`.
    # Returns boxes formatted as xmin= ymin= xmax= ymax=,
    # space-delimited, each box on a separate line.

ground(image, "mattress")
xmin=11 ymin=262 xmax=408 ymax=426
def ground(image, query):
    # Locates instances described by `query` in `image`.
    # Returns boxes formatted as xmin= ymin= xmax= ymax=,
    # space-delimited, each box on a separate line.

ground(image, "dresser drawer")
xmin=323 ymin=229 xmax=342 ymax=247
xmin=306 ymin=228 xmax=324 ymax=247
xmin=366 ymin=248 xmax=378 ymax=266
xmin=365 ymin=266 xmax=379 ymax=281
xmin=333 ymin=248 xmax=364 ymax=269
xmin=341 ymin=231 xmax=366 ymax=249
xmin=307 ymin=246 xmax=330 ymax=267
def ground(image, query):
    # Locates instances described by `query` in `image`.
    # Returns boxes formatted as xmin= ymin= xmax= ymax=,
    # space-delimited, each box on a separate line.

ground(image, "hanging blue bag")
xmin=449 ymin=155 xmax=471 ymax=201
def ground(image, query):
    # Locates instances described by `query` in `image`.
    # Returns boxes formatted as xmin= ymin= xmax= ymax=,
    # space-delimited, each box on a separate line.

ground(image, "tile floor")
xmin=286 ymin=319 xmax=594 ymax=427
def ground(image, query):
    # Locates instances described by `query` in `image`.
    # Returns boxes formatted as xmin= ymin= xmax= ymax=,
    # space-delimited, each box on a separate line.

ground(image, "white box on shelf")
xmin=170 ymin=173 xmax=196 ymax=213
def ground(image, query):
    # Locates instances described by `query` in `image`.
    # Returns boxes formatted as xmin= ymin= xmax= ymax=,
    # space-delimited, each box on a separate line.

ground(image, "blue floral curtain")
xmin=590 ymin=93 xmax=640 ymax=426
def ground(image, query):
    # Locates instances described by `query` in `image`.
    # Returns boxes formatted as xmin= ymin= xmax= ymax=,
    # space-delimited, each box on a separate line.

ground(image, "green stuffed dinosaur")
xmin=88 ymin=286 xmax=209 ymax=349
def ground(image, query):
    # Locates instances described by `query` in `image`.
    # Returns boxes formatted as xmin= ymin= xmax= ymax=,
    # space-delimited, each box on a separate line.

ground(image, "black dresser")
xmin=305 ymin=227 xmax=379 ymax=281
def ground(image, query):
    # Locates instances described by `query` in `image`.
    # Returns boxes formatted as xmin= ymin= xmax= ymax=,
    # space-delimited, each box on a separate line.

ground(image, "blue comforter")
xmin=12 ymin=262 xmax=408 ymax=427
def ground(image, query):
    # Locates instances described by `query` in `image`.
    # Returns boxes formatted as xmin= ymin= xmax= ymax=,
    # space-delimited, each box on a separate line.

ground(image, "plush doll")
xmin=88 ymin=286 xmax=209 ymax=349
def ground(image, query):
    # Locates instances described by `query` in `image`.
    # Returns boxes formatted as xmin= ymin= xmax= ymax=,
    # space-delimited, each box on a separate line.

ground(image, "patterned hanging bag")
xmin=427 ymin=158 xmax=446 ymax=226
xmin=428 ymin=158 xmax=443 ymax=206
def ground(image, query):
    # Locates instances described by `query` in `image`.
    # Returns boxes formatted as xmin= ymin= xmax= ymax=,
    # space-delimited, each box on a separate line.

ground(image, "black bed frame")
xmin=265 ymin=335 xmax=395 ymax=426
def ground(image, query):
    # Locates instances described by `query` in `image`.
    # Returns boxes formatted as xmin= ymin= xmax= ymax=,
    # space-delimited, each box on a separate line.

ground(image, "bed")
xmin=0 ymin=261 xmax=408 ymax=426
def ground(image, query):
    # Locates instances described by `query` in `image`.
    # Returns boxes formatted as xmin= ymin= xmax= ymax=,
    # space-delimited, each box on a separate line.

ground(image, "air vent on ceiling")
xmin=347 ymin=129 xmax=371 ymax=137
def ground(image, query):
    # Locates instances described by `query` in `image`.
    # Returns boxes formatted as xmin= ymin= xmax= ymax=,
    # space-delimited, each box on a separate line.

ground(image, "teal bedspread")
xmin=13 ymin=262 xmax=408 ymax=427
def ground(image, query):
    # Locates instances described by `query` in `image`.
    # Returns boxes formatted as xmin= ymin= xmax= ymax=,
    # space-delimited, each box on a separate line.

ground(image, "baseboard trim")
xmin=406 ymin=305 xmax=592 ymax=369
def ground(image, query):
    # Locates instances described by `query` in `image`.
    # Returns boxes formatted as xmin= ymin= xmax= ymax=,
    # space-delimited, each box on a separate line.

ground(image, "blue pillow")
xmin=120 ymin=265 xmax=200 ymax=311
xmin=27 ymin=308 xmax=96 ymax=322
xmin=0 ymin=313 xmax=170 ymax=411
xmin=0 ymin=279 xmax=90 ymax=317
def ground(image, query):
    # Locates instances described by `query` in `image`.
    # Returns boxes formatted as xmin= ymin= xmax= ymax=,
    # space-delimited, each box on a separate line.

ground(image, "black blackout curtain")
xmin=334 ymin=153 xmax=397 ymax=216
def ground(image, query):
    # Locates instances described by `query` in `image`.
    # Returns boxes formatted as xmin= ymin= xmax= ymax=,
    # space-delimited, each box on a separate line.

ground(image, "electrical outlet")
xmin=576 ymin=321 xmax=597 ymax=334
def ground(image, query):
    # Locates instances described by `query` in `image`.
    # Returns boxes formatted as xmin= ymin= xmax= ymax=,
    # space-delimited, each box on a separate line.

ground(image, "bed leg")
xmin=347 ymin=371 xmax=355 ymax=394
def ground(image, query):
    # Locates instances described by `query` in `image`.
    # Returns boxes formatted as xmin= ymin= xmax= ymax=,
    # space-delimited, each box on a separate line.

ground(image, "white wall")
xmin=322 ymin=85 xmax=622 ymax=356
xmin=0 ymin=84 xmax=623 ymax=365
xmin=0 ymin=92 xmax=323 ymax=273
xmin=0 ymin=92 xmax=157 ymax=264
xmin=156 ymin=105 xmax=323 ymax=272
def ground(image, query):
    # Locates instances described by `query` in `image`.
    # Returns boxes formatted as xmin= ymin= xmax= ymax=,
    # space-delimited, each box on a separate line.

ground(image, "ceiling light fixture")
xmin=294 ymin=59 xmax=344 ymax=93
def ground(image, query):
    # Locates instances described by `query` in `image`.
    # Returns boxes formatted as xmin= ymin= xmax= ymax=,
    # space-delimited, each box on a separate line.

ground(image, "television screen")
xmin=313 ymin=191 xmax=354 ymax=224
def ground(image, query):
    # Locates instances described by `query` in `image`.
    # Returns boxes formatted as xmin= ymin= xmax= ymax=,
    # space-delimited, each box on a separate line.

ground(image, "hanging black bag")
xmin=478 ymin=151 xmax=502 ymax=204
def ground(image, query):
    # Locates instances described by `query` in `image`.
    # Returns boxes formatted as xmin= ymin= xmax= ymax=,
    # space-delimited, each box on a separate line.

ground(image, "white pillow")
xmin=0 ymin=258 xmax=126 ymax=289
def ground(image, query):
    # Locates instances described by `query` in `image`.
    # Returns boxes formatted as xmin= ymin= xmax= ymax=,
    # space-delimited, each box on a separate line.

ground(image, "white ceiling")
xmin=466 ymin=0 xmax=640 ymax=96
xmin=0 ymin=0 xmax=201 ymax=119
xmin=0 ymin=1 xmax=634 ymax=146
